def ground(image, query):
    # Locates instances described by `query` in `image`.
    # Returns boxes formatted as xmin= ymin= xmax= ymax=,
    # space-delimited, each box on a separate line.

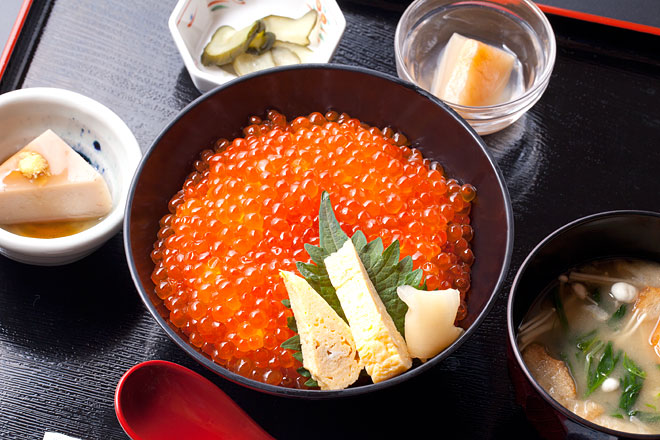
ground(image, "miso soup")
xmin=518 ymin=258 xmax=660 ymax=434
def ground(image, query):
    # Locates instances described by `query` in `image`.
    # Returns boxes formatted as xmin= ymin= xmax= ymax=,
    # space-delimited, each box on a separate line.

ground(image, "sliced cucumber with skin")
xmin=273 ymin=40 xmax=313 ymax=63
xmin=263 ymin=10 xmax=318 ymax=46
xmin=201 ymin=20 xmax=262 ymax=66
xmin=247 ymin=31 xmax=276 ymax=55
xmin=271 ymin=46 xmax=301 ymax=66
xmin=233 ymin=51 xmax=276 ymax=76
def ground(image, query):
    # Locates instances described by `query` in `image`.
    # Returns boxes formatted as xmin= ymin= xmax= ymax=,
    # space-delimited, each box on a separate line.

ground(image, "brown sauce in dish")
xmin=1 ymin=217 xmax=103 ymax=238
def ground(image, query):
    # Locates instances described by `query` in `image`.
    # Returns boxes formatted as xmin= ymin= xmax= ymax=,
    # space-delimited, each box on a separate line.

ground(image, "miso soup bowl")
xmin=125 ymin=65 xmax=514 ymax=398
xmin=507 ymin=210 xmax=660 ymax=439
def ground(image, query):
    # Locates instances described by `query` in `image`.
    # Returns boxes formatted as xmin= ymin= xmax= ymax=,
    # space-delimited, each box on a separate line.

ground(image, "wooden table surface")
xmin=0 ymin=0 xmax=659 ymax=439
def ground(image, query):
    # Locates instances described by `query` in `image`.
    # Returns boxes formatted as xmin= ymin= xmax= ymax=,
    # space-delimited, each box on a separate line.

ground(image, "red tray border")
xmin=537 ymin=2 xmax=660 ymax=36
xmin=0 ymin=0 xmax=34 ymax=81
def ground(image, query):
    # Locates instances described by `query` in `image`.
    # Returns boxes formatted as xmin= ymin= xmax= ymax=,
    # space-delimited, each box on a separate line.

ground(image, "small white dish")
xmin=0 ymin=87 xmax=142 ymax=265
xmin=168 ymin=0 xmax=346 ymax=93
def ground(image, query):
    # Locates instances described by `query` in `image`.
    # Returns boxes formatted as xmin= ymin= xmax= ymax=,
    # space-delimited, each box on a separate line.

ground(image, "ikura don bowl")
xmin=125 ymin=65 xmax=513 ymax=398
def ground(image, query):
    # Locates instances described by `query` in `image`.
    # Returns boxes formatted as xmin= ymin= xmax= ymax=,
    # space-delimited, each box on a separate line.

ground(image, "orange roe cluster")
xmin=151 ymin=110 xmax=476 ymax=388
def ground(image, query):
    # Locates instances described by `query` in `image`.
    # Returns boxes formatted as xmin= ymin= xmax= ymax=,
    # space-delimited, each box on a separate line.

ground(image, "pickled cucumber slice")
xmin=201 ymin=20 xmax=261 ymax=66
xmin=271 ymin=46 xmax=301 ymax=66
xmin=263 ymin=10 xmax=318 ymax=46
xmin=273 ymin=41 xmax=313 ymax=63
xmin=233 ymin=51 xmax=276 ymax=76
xmin=247 ymin=31 xmax=276 ymax=55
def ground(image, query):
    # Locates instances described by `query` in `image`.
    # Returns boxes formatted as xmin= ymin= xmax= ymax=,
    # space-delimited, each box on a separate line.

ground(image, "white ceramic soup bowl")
xmin=0 ymin=87 xmax=141 ymax=265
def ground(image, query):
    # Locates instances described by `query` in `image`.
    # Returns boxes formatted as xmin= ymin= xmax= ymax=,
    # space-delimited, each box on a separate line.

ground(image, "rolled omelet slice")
xmin=324 ymin=240 xmax=412 ymax=383
xmin=280 ymin=270 xmax=361 ymax=390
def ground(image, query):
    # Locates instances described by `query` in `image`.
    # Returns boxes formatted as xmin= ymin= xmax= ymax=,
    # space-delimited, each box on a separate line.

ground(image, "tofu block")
xmin=431 ymin=33 xmax=515 ymax=107
xmin=280 ymin=270 xmax=362 ymax=390
xmin=0 ymin=130 xmax=112 ymax=224
xmin=324 ymin=240 xmax=412 ymax=383
xmin=397 ymin=285 xmax=463 ymax=361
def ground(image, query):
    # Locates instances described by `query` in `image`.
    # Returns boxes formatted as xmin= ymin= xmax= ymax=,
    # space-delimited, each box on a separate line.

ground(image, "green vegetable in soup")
xmin=586 ymin=341 xmax=620 ymax=396
xmin=552 ymin=287 xmax=569 ymax=330
xmin=576 ymin=329 xmax=602 ymax=355
xmin=619 ymin=354 xmax=646 ymax=413
xmin=633 ymin=411 xmax=660 ymax=423
xmin=608 ymin=304 xmax=627 ymax=325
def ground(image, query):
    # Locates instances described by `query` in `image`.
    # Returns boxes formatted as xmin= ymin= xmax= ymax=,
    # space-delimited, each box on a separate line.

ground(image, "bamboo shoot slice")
xmin=263 ymin=10 xmax=317 ymax=46
xmin=233 ymin=51 xmax=276 ymax=76
xmin=273 ymin=41 xmax=313 ymax=63
xmin=271 ymin=46 xmax=301 ymax=66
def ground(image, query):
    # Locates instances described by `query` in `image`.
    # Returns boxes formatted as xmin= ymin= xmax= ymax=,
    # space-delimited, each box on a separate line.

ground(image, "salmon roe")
xmin=151 ymin=110 xmax=476 ymax=388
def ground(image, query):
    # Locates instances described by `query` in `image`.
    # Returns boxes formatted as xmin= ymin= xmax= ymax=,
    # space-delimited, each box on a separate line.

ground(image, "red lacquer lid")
xmin=0 ymin=0 xmax=34 ymax=82
xmin=536 ymin=0 xmax=660 ymax=36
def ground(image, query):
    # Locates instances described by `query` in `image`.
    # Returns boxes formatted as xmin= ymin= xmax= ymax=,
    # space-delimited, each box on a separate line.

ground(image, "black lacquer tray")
xmin=0 ymin=1 xmax=658 ymax=438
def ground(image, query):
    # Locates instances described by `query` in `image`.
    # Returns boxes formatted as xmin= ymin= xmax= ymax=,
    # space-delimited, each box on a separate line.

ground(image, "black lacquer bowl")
xmin=508 ymin=210 xmax=660 ymax=439
xmin=125 ymin=65 xmax=513 ymax=398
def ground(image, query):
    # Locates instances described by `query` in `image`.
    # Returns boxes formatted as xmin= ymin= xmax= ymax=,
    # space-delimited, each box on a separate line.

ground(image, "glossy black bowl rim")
xmin=507 ymin=209 xmax=660 ymax=437
xmin=124 ymin=63 xmax=514 ymax=399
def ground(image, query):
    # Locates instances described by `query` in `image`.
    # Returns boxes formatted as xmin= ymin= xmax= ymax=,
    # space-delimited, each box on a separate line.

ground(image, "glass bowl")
xmin=395 ymin=0 xmax=556 ymax=135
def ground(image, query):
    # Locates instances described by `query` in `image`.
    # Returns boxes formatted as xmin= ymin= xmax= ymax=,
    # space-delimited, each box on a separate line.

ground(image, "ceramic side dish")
xmin=0 ymin=87 xmax=141 ymax=265
xmin=124 ymin=65 xmax=513 ymax=398
xmin=508 ymin=210 xmax=660 ymax=439
xmin=168 ymin=0 xmax=346 ymax=92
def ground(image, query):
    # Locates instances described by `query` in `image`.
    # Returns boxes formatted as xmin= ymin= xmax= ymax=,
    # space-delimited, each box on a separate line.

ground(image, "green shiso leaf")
xmin=282 ymin=299 xmax=311 ymax=380
xmin=281 ymin=334 xmax=301 ymax=351
xmin=318 ymin=191 xmax=350 ymax=254
xmin=286 ymin=316 xmax=297 ymax=333
xmin=297 ymin=191 xmax=423 ymax=336
xmin=280 ymin=191 xmax=428 ymax=386
xmin=296 ymin=367 xmax=319 ymax=387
